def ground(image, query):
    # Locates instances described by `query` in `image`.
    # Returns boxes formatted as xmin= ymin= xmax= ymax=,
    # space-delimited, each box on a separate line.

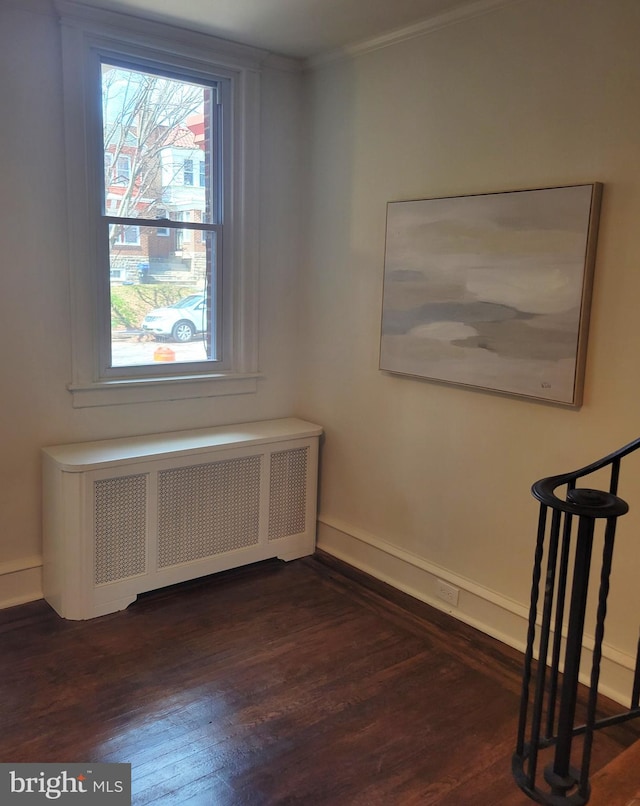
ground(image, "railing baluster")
xmin=631 ymin=634 xmax=640 ymax=710
xmin=546 ymin=508 xmax=573 ymax=740
xmin=513 ymin=439 xmax=635 ymax=805
xmin=609 ymin=457 xmax=621 ymax=495
xmin=528 ymin=508 xmax=562 ymax=784
xmin=580 ymin=516 xmax=617 ymax=794
xmin=516 ymin=504 xmax=548 ymax=769
xmin=548 ymin=511 xmax=595 ymax=794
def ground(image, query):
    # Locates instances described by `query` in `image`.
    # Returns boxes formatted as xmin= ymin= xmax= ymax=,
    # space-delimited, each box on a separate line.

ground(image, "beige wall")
xmin=3 ymin=0 xmax=640 ymax=702
xmin=0 ymin=2 xmax=304 ymax=603
xmin=299 ymin=0 xmax=640 ymax=701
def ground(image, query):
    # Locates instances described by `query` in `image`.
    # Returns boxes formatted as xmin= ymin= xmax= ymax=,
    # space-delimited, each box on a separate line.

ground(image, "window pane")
xmin=109 ymin=226 xmax=217 ymax=368
xmin=101 ymin=63 xmax=214 ymax=223
xmin=115 ymin=156 xmax=130 ymax=185
xmin=183 ymin=158 xmax=194 ymax=186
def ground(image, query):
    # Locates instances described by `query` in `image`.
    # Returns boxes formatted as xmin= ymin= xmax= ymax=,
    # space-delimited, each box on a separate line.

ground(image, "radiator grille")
xmin=268 ymin=447 xmax=308 ymax=540
xmin=94 ymin=474 xmax=147 ymax=585
xmin=157 ymin=455 xmax=261 ymax=568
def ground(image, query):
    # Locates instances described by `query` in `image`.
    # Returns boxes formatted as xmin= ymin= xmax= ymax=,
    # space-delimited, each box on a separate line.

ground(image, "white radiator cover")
xmin=42 ymin=418 xmax=322 ymax=619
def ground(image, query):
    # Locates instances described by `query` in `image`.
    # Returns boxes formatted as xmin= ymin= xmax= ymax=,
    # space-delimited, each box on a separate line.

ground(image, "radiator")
xmin=42 ymin=418 xmax=322 ymax=619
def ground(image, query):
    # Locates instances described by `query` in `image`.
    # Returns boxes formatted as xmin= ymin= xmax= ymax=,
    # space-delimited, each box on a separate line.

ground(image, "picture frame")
xmin=379 ymin=183 xmax=602 ymax=406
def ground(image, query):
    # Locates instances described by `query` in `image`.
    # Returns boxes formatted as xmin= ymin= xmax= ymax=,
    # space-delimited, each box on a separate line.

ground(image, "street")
xmin=111 ymin=332 xmax=208 ymax=367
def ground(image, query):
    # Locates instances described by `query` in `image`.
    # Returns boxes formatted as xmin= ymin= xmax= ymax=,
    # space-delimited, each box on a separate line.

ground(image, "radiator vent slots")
xmin=43 ymin=418 xmax=321 ymax=619
xmin=269 ymin=447 xmax=308 ymax=540
xmin=94 ymin=474 xmax=147 ymax=585
xmin=158 ymin=455 xmax=261 ymax=568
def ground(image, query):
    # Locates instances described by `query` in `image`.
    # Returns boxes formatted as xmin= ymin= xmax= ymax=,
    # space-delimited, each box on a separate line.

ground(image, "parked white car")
xmin=142 ymin=294 xmax=206 ymax=342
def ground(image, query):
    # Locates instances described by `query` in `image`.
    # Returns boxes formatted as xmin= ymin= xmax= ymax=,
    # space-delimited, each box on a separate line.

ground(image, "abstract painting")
xmin=379 ymin=184 xmax=602 ymax=405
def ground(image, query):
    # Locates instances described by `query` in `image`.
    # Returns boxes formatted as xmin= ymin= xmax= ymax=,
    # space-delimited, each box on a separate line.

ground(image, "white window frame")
xmin=57 ymin=1 xmax=261 ymax=407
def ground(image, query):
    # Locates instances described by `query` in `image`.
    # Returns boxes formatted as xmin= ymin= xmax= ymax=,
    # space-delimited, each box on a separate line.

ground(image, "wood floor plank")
xmin=589 ymin=738 xmax=640 ymax=805
xmin=0 ymin=555 xmax=638 ymax=804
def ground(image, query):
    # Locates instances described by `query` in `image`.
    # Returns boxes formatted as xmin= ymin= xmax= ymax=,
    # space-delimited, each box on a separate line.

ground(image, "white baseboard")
xmin=0 ymin=558 xmax=43 ymax=610
xmin=317 ymin=516 xmax=637 ymax=707
xmin=1 ymin=521 xmax=636 ymax=705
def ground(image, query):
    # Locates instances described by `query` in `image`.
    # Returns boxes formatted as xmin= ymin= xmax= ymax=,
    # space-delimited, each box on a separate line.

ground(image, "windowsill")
xmin=68 ymin=372 xmax=262 ymax=408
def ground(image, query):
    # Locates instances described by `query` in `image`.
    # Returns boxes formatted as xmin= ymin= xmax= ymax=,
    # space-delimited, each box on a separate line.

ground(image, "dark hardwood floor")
xmin=1 ymin=553 xmax=638 ymax=805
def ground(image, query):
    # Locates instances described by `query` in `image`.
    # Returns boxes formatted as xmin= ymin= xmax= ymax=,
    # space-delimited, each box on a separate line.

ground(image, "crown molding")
xmin=54 ymin=0 xmax=302 ymax=73
xmin=307 ymin=0 xmax=525 ymax=70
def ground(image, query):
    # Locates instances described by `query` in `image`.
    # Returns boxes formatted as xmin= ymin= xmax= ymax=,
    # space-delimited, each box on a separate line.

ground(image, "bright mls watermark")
xmin=0 ymin=764 xmax=131 ymax=804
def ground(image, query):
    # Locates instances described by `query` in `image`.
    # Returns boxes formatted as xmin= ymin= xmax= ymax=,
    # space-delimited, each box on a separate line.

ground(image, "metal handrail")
xmin=513 ymin=437 xmax=640 ymax=805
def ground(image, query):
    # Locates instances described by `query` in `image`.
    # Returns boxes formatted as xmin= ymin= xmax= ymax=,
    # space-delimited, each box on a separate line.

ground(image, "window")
xmin=111 ymin=224 xmax=140 ymax=246
xmin=101 ymin=62 xmax=218 ymax=369
xmin=59 ymin=5 xmax=260 ymax=406
xmin=183 ymin=158 xmax=194 ymax=186
xmin=114 ymin=155 xmax=131 ymax=184
xmin=156 ymin=208 xmax=170 ymax=236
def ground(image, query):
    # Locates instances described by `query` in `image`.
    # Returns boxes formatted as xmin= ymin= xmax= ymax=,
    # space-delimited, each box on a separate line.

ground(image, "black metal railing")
xmin=513 ymin=437 xmax=640 ymax=805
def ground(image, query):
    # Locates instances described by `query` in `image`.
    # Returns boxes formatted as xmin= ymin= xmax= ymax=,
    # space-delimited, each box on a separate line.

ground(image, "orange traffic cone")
xmin=153 ymin=346 xmax=176 ymax=361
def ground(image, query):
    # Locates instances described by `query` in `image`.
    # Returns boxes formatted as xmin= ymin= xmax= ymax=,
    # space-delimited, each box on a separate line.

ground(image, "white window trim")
xmin=56 ymin=0 xmax=262 ymax=407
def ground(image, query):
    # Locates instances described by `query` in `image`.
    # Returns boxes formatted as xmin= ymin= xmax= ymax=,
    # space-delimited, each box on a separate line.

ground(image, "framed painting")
xmin=379 ymin=184 xmax=602 ymax=406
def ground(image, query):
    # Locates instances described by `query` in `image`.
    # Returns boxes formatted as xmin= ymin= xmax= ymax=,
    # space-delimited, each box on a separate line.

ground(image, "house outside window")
xmin=58 ymin=4 xmax=260 ymax=406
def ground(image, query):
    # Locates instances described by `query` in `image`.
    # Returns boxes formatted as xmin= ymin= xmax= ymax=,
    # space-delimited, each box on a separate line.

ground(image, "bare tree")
xmin=102 ymin=65 xmax=206 ymax=245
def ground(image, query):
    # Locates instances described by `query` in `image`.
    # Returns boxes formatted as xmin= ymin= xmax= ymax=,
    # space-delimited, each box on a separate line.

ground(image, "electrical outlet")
xmin=436 ymin=579 xmax=459 ymax=608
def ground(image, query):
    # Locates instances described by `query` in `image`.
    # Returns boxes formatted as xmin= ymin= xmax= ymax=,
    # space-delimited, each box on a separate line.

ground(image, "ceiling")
xmin=73 ymin=0 xmax=483 ymax=60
